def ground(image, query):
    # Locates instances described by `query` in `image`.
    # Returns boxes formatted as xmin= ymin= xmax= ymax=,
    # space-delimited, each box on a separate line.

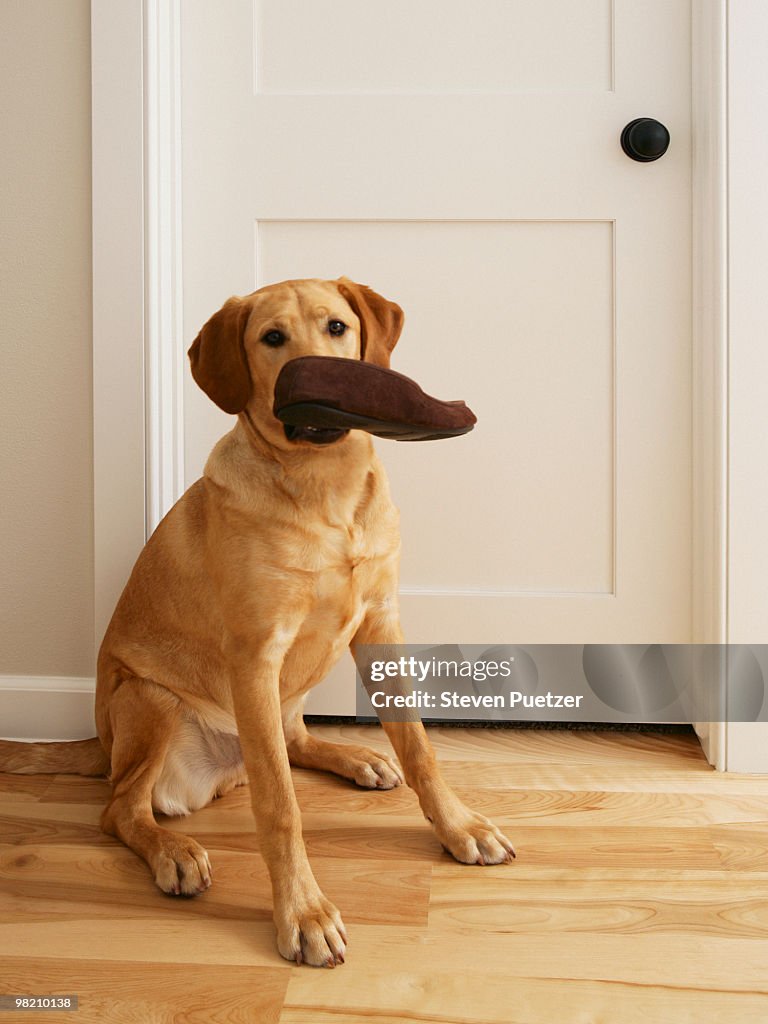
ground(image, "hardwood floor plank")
xmin=0 ymin=918 xmax=288 ymax=967
xmin=0 ymin=846 xmax=430 ymax=927
xmin=208 ymin=772 xmax=768 ymax=827
xmin=0 ymin=774 xmax=58 ymax=802
xmin=281 ymin=925 xmax=768 ymax=990
xmin=429 ymin=876 xmax=768 ymax=937
xmin=0 ymin=800 xmax=102 ymax=829
xmin=432 ymin=862 xmax=768 ymax=882
xmin=32 ymin=776 xmax=111 ymax=805
xmin=434 ymin=761 xmax=768 ymax=793
xmin=0 ymin=811 xmax=108 ymax=847
xmin=304 ymin=724 xmax=707 ymax=767
xmin=710 ymin=824 xmax=768 ymax=870
xmin=292 ymin=819 xmax=724 ymax=869
xmin=1 ymin=956 xmax=288 ymax=1024
xmin=281 ymin=971 xmax=768 ymax=1024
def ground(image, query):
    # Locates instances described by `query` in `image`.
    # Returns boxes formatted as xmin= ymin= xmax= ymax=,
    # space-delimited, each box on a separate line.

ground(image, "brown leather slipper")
xmin=273 ymin=356 xmax=477 ymax=442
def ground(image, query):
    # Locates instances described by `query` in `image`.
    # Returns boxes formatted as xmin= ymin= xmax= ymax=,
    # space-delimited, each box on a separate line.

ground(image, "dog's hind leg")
xmin=282 ymin=696 xmax=403 ymax=789
xmin=100 ymin=677 xmax=213 ymax=897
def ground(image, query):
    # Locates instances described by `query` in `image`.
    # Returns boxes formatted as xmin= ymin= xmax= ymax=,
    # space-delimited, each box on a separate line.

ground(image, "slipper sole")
xmin=276 ymin=401 xmax=475 ymax=442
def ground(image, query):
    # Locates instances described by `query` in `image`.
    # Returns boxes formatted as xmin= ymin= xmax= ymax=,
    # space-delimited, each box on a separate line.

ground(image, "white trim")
xmin=398 ymin=587 xmax=617 ymax=599
xmin=692 ymin=0 xmax=768 ymax=773
xmin=691 ymin=0 xmax=728 ymax=770
xmin=0 ymin=677 xmax=96 ymax=742
xmin=92 ymin=1 xmax=147 ymax=645
xmin=723 ymin=724 xmax=768 ymax=774
xmin=723 ymin=0 xmax=768 ymax=773
xmin=0 ymin=676 xmax=96 ymax=694
xmin=92 ymin=0 xmax=185 ymax=650
xmin=144 ymin=0 xmax=186 ymax=534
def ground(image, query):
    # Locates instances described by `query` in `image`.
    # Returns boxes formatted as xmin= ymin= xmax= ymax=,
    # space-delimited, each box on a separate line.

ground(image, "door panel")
xmin=255 ymin=219 xmax=614 ymax=595
xmin=255 ymin=0 xmax=613 ymax=94
xmin=181 ymin=0 xmax=691 ymax=711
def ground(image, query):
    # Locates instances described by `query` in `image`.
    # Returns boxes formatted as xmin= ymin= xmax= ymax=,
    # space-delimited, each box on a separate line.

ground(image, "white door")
xmin=179 ymin=1 xmax=691 ymax=712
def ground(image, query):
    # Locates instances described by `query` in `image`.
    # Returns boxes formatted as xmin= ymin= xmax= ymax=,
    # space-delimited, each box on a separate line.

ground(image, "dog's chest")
xmin=309 ymin=518 xmax=374 ymax=616
xmin=280 ymin=519 xmax=391 ymax=690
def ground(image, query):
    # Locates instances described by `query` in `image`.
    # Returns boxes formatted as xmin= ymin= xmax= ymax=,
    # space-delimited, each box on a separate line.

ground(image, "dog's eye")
xmin=328 ymin=320 xmax=347 ymax=337
xmin=262 ymin=329 xmax=286 ymax=347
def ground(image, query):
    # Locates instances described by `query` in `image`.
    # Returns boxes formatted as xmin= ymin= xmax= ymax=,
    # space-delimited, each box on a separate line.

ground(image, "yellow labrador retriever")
xmin=1 ymin=277 xmax=514 ymax=967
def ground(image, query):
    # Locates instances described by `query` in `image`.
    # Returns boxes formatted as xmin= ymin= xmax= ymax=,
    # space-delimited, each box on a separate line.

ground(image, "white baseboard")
xmin=723 ymin=722 xmax=768 ymax=774
xmin=0 ymin=675 xmax=97 ymax=741
xmin=0 ymin=668 xmax=354 ymax=742
xmin=3 ymin=674 xmax=766 ymax=774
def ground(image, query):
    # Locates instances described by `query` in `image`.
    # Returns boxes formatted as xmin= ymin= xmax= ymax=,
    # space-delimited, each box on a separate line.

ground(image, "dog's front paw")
xmin=345 ymin=746 xmax=404 ymax=789
xmin=151 ymin=835 xmax=212 ymax=895
xmin=432 ymin=804 xmax=516 ymax=865
xmin=275 ymin=891 xmax=348 ymax=967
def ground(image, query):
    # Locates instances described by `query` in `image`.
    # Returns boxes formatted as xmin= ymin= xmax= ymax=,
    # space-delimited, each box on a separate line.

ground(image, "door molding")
xmin=143 ymin=0 xmax=186 ymax=538
xmin=92 ymin=0 xmax=185 ymax=649
xmin=719 ymin=0 xmax=768 ymax=772
xmin=92 ymin=0 xmax=766 ymax=770
xmin=92 ymin=0 xmax=147 ymax=644
xmin=691 ymin=0 xmax=728 ymax=769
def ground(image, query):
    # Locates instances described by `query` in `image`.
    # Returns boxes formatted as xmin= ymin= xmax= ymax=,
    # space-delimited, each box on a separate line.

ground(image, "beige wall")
xmin=0 ymin=1 xmax=94 ymax=677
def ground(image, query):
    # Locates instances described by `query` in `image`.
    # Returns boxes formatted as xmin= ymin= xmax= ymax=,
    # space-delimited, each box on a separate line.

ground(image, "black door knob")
xmin=620 ymin=118 xmax=670 ymax=162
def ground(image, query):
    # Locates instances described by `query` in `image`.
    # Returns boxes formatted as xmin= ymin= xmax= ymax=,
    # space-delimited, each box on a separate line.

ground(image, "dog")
xmin=0 ymin=277 xmax=514 ymax=967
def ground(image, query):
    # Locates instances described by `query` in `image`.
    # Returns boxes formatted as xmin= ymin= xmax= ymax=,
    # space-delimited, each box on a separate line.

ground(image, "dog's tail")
xmin=0 ymin=737 xmax=109 ymax=777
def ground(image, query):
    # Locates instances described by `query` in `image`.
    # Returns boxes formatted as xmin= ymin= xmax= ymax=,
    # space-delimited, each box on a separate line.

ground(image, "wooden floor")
xmin=2 ymin=726 xmax=768 ymax=1023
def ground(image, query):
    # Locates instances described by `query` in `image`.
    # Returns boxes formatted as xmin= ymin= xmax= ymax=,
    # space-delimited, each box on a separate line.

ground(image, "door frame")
xmin=92 ymin=0 xmax=184 ymax=648
xmin=92 ymin=0 xmax=764 ymax=770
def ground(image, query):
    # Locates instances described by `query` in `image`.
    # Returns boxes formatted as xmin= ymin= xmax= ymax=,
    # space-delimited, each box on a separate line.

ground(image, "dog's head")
xmin=188 ymin=277 xmax=404 ymax=448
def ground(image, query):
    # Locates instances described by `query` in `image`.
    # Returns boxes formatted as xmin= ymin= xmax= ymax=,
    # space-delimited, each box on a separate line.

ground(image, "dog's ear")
xmin=337 ymin=278 xmax=404 ymax=368
xmin=188 ymin=297 xmax=251 ymax=413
